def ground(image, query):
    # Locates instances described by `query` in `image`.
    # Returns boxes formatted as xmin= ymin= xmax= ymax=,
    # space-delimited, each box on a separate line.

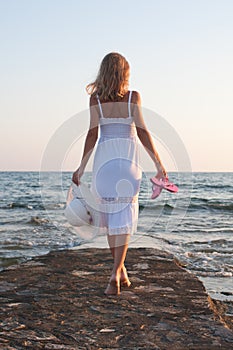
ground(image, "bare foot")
xmin=121 ymin=265 xmax=131 ymax=287
xmin=104 ymin=276 xmax=120 ymax=296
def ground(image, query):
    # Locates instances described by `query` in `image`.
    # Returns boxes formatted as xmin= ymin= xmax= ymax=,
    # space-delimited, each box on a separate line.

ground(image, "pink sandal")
xmin=150 ymin=177 xmax=178 ymax=199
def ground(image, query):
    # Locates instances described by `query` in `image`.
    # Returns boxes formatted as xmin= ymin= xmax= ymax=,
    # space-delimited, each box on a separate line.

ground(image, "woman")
xmin=72 ymin=52 xmax=167 ymax=295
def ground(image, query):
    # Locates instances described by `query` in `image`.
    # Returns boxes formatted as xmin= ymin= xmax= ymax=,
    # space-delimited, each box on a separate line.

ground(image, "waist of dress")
xmin=100 ymin=124 xmax=136 ymax=138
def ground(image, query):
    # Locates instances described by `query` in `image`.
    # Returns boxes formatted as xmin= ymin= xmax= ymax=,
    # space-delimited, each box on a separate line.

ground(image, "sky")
xmin=0 ymin=0 xmax=233 ymax=172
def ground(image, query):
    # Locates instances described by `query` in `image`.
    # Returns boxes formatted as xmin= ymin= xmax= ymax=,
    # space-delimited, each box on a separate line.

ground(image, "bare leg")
xmin=107 ymin=235 xmax=131 ymax=287
xmin=105 ymin=234 xmax=130 ymax=295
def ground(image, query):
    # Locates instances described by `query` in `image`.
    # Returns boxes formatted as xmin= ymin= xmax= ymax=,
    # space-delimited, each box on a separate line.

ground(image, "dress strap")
xmin=96 ymin=95 xmax=104 ymax=118
xmin=128 ymin=90 xmax=133 ymax=118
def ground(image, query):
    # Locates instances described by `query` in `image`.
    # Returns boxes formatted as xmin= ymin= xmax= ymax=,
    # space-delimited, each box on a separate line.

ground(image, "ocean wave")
xmin=141 ymin=196 xmax=233 ymax=213
xmin=185 ymin=239 xmax=232 ymax=246
xmin=28 ymin=216 xmax=50 ymax=225
xmin=44 ymin=203 xmax=65 ymax=210
xmin=139 ymin=203 xmax=175 ymax=211
xmin=1 ymin=202 xmax=45 ymax=210
xmin=194 ymin=249 xmax=233 ymax=255
xmin=196 ymin=271 xmax=233 ymax=278
xmin=188 ymin=201 xmax=233 ymax=212
xmin=194 ymin=183 xmax=233 ymax=190
xmin=207 ymin=202 xmax=233 ymax=211
xmin=0 ymin=240 xmax=34 ymax=248
xmin=191 ymin=197 xmax=209 ymax=203
xmin=4 ymin=200 xmax=65 ymax=212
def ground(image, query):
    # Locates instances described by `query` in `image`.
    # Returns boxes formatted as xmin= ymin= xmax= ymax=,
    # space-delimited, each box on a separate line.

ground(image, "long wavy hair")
xmin=86 ymin=52 xmax=130 ymax=101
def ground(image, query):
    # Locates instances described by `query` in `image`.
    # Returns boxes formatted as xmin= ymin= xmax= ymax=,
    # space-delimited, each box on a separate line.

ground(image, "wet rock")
xmin=0 ymin=247 xmax=232 ymax=349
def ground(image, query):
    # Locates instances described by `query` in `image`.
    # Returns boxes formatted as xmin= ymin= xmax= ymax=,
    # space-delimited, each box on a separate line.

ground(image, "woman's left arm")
xmin=72 ymin=96 xmax=99 ymax=185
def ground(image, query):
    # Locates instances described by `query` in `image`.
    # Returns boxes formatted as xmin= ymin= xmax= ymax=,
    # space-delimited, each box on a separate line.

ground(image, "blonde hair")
xmin=86 ymin=52 xmax=130 ymax=101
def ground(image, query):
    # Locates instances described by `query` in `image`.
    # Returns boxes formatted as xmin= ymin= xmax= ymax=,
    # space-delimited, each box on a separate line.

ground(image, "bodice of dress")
xmin=97 ymin=90 xmax=137 ymax=140
xmin=99 ymin=117 xmax=137 ymax=140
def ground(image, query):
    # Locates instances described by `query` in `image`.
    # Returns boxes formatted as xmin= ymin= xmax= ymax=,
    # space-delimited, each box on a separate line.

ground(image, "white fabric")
xmin=92 ymin=92 xmax=142 ymax=235
xmin=65 ymin=182 xmax=100 ymax=227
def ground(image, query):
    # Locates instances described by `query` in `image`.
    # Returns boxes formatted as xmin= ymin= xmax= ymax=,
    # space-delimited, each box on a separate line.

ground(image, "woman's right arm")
xmin=133 ymin=91 xmax=167 ymax=179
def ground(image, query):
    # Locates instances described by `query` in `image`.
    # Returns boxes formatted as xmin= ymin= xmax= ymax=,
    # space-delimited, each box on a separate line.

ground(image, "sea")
xmin=0 ymin=171 xmax=232 ymax=302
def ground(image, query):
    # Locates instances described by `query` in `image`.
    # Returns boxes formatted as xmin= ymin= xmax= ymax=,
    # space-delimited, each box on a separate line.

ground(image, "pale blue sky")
xmin=1 ymin=0 xmax=233 ymax=171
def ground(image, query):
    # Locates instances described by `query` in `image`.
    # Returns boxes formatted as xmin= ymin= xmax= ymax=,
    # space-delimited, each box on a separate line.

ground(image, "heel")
xmin=120 ymin=266 xmax=131 ymax=288
xmin=121 ymin=279 xmax=131 ymax=288
xmin=104 ymin=280 xmax=120 ymax=296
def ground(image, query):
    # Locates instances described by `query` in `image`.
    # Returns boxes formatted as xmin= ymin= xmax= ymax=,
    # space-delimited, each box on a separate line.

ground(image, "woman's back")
xmin=92 ymin=90 xmax=141 ymax=235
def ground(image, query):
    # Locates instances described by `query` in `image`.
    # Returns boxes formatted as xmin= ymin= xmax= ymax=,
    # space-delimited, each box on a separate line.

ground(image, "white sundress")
xmin=92 ymin=91 xmax=142 ymax=235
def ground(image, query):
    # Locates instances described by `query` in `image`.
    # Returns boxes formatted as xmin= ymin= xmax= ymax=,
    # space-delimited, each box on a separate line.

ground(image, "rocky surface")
xmin=0 ymin=247 xmax=232 ymax=350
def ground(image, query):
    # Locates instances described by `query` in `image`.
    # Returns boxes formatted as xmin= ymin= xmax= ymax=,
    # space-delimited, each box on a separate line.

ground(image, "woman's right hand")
xmin=72 ymin=166 xmax=84 ymax=186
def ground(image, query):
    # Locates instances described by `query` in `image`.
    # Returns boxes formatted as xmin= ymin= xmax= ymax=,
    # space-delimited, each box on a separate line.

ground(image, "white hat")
xmin=64 ymin=182 xmax=99 ymax=227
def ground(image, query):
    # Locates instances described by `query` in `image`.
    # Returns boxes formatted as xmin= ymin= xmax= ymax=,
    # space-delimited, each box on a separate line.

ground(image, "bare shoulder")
xmin=90 ymin=94 xmax=98 ymax=106
xmin=131 ymin=90 xmax=141 ymax=105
